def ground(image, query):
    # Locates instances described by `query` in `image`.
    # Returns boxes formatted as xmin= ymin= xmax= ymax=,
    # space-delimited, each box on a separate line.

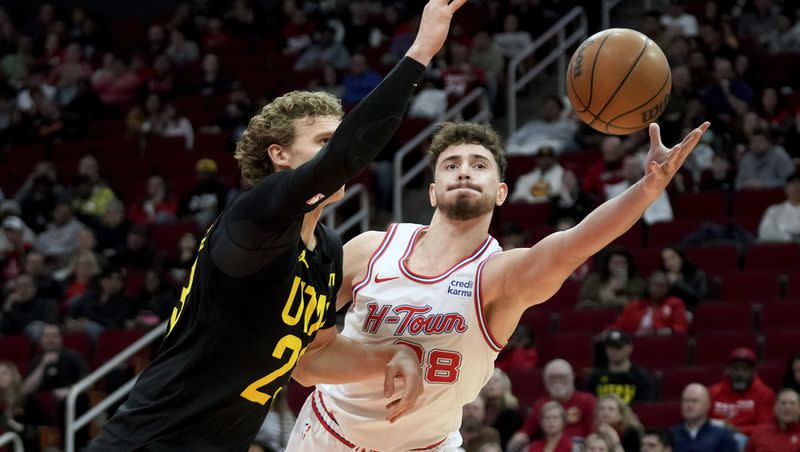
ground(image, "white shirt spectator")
xmin=511 ymin=164 xmax=564 ymax=204
xmin=758 ymin=201 xmax=800 ymax=242
xmin=162 ymin=117 xmax=195 ymax=150
xmin=661 ymin=12 xmax=699 ymax=37
xmin=605 ymin=179 xmax=673 ymax=225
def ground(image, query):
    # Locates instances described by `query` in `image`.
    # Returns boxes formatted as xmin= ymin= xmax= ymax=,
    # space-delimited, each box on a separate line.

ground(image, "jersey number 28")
xmin=394 ymin=339 xmax=462 ymax=384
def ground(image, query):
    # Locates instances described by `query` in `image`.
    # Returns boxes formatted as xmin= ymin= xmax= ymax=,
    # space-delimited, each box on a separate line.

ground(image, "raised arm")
xmin=484 ymin=123 xmax=710 ymax=321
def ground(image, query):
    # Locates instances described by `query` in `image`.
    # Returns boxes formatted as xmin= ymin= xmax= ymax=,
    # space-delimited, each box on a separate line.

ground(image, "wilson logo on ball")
xmin=640 ymin=94 xmax=670 ymax=123
xmin=572 ymin=38 xmax=594 ymax=78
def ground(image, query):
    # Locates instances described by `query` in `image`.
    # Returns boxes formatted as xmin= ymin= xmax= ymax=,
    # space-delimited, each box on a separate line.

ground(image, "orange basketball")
xmin=566 ymin=28 xmax=671 ymax=135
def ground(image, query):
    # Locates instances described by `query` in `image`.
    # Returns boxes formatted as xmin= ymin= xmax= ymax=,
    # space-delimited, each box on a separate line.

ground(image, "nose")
xmin=457 ymin=164 xmax=471 ymax=180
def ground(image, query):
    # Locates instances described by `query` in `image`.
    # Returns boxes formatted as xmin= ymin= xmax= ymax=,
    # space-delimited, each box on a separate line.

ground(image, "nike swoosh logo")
xmin=374 ymin=275 xmax=399 ymax=284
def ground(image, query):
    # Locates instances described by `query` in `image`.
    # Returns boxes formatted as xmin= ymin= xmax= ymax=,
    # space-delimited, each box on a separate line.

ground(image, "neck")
xmin=423 ymin=209 xmax=492 ymax=258
xmin=555 ymin=390 xmax=574 ymax=403
xmin=301 ymin=206 xmax=324 ymax=250
xmin=545 ymin=432 xmax=562 ymax=442
xmin=686 ymin=417 xmax=706 ymax=430
xmin=609 ymin=360 xmax=631 ymax=373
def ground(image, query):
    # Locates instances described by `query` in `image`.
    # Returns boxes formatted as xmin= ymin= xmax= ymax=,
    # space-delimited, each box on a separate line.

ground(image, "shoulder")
xmin=708 ymin=381 xmax=725 ymax=395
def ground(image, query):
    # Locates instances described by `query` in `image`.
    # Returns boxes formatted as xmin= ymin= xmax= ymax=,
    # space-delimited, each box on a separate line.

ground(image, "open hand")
xmin=406 ymin=0 xmax=469 ymax=66
xmin=643 ymin=122 xmax=710 ymax=194
xmin=383 ymin=346 xmax=423 ymax=423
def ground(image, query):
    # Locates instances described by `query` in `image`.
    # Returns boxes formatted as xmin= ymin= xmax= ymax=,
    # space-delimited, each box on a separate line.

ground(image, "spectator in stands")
xmin=585 ymin=431 xmax=623 ymax=452
xmin=460 ymin=396 xmax=501 ymax=452
xmin=641 ymin=429 xmax=673 ymax=452
xmin=700 ymin=152 xmax=736 ymax=192
xmin=508 ymin=359 xmax=596 ymax=451
xmin=525 ymin=401 xmax=572 ymax=452
xmin=165 ymin=29 xmax=199 ymax=67
xmin=586 ymin=330 xmax=657 ymax=404
xmin=281 ymin=7 xmax=314 ymax=55
xmin=470 ymin=31 xmax=502 ymax=104
xmin=133 ymin=270 xmax=176 ymax=324
xmin=640 ymin=11 xmax=672 ymax=53
xmin=609 ymin=271 xmax=689 ymax=336
xmin=758 ymin=172 xmax=800 ymax=242
xmin=710 ymin=347 xmax=776 ymax=439
xmin=179 ymin=158 xmax=227 ymax=228
xmin=784 ymin=354 xmax=800 ymax=394
xmin=22 ymin=323 xmax=86 ymax=400
xmin=53 ymin=227 xmax=103 ymax=284
xmin=606 ymin=154 xmax=674 ymax=225
xmin=660 ymin=246 xmax=707 ymax=309
xmin=252 ymin=385 xmax=295 ymax=452
xmin=158 ymin=103 xmax=194 ymax=150
xmin=91 ymin=55 xmax=141 ymax=110
xmin=202 ymin=18 xmax=229 ymax=52
xmin=196 ymin=53 xmax=230 ymax=97
xmin=72 ymin=175 xmax=118 ymax=221
xmin=747 ymin=388 xmax=800 ymax=452
xmin=705 ymin=56 xmax=754 ymax=122
xmin=49 ymin=43 xmax=91 ymax=107
xmin=582 ymin=137 xmax=625 ymax=200
xmin=94 ymin=199 xmax=130 ymax=254
xmin=111 ymin=224 xmax=157 ymax=270
xmin=166 ymin=231 xmax=197 ymax=285
xmin=61 ymin=251 xmax=100 ymax=312
xmin=310 ymin=64 xmax=345 ymax=100
xmin=293 ymin=25 xmax=350 ymax=72
xmin=0 ymin=361 xmax=48 ymax=452
xmin=672 ymin=383 xmax=738 ymax=452
xmin=0 ymin=273 xmax=57 ymax=336
xmin=757 ymin=87 xmax=793 ymax=134
xmin=1 ymin=216 xmax=33 ymax=285
xmin=35 ymin=201 xmax=83 ymax=265
xmin=736 ymin=128 xmax=793 ymax=190
xmin=1 ymin=36 xmax=33 ymax=85
xmin=738 ymin=0 xmax=781 ymax=45
xmin=341 ymin=53 xmax=381 ymax=108
xmin=506 ymin=95 xmax=578 ymax=156
xmin=494 ymin=324 xmax=537 ymax=372
xmin=67 ymin=266 xmax=133 ymax=339
xmin=146 ymin=54 xmax=175 ymax=97
xmin=698 ymin=22 xmax=737 ymax=62
xmin=767 ymin=13 xmax=800 ymax=53
xmin=145 ymin=25 xmax=167 ymax=60
xmin=509 ymin=146 xmax=564 ymax=204
xmin=492 ymin=13 xmax=532 ymax=59
xmin=593 ymin=394 xmax=644 ymax=452
xmin=578 ymin=247 xmax=646 ymax=310
xmin=660 ymin=0 xmax=698 ymax=37
xmin=129 ymin=175 xmax=178 ymax=225
xmin=479 ymin=369 xmax=524 ymax=447
xmin=16 ymin=161 xmax=64 ymax=233
xmin=24 ymin=250 xmax=61 ymax=301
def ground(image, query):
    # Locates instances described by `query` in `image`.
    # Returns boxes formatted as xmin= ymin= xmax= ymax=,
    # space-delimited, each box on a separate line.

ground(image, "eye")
xmin=474 ymin=163 xmax=487 ymax=169
xmin=320 ymin=137 xmax=330 ymax=144
xmin=446 ymin=164 xmax=458 ymax=170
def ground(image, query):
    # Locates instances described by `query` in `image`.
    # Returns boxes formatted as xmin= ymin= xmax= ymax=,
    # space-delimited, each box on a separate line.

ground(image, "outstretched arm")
xmin=292 ymin=327 xmax=422 ymax=423
xmin=485 ymin=122 xmax=710 ymax=312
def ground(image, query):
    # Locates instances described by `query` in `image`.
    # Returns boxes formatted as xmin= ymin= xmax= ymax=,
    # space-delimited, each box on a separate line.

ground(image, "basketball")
xmin=566 ymin=28 xmax=671 ymax=135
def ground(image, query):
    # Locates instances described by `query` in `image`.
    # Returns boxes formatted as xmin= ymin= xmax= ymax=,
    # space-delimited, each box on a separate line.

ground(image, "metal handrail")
xmin=506 ymin=7 xmax=588 ymax=136
xmin=65 ymin=321 xmax=168 ymax=452
xmin=324 ymin=183 xmax=370 ymax=235
xmin=0 ymin=432 xmax=23 ymax=452
xmin=392 ymin=87 xmax=492 ymax=222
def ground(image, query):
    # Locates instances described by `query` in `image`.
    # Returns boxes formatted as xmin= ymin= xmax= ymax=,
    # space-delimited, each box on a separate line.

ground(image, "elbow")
xmin=291 ymin=367 xmax=317 ymax=387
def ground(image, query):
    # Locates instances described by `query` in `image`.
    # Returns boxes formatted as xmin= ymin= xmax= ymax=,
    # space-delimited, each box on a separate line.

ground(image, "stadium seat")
xmin=762 ymin=331 xmax=800 ymax=363
xmin=692 ymin=303 xmax=754 ymax=333
xmin=93 ymin=330 xmax=148 ymax=370
xmin=536 ymin=333 xmax=594 ymax=371
xmin=744 ymin=243 xmax=800 ymax=272
xmin=542 ymin=280 xmax=582 ymax=312
xmin=786 ymin=271 xmax=800 ymax=299
xmin=671 ymin=191 xmax=730 ymax=219
xmin=613 ymin=222 xmax=645 ymax=249
xmin=717 ymin=271 xmax=780 ymax=303
xmin=685 ymin=244 xmax=739 ymax=277
xmin=629 ymin=248 xmax=662 ymax=275
xmin=731 ymin=188 xmax=785 ymax=217
xmin=150 ymin=222 xmax=199 ymax=259
xmin=505 ymin=156 xmax=536 ymax=183
xmin=694 ymin=332 xmax=758 ymax=366
xmin=556 ymin=309 xmax=618 ymax=334
xmin=499 ymin=203 xmax=552 ymax=230
xmin=728 ymin=215 xmax=761 ymax=236
xmin=0 ymin=335 xmax=32 ymax=376
xmin=647 ymin=219 xmax=702 ymax=248
xmin=631 ymin=335 xmax=690 ymax=369
xmin=756 ymin=362 xmax=785 ymax=389
xmin=633 ymin=401 xmax=682 ymax=428
xmin=659 ymin=366 xmax=721 ymax=400
xmin=519 ymin=308 xmax=552 ymax=335
xmin=508 ymin=367 xmax=546 ymax=408
xmin=62 ymin=331 xmax=93 ymax=365
xmin=760 ymin=303 xmax=800 ymax=332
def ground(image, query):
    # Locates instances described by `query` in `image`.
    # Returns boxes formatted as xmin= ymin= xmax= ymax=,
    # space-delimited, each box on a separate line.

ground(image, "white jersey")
xmin=317 ymin=223 xmax=504 ymax=451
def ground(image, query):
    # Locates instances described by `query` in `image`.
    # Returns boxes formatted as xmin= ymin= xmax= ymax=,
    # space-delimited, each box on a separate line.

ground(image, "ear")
xmin=495 ymin=182 xmax=508 ymax=207
xmin=267 ymin=144 xmax=290 ymax=171
xmin=428 ymin=183 xmax=437 ymax=208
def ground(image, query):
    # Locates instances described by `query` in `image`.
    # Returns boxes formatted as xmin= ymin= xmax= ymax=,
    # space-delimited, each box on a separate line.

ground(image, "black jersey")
xmin=87 ymin=56 xmax=426 ymax=452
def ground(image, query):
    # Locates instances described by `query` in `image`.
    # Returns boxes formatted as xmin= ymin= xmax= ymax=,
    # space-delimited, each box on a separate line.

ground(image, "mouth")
xmin=448 ymin=185 xmax=481 ymax=193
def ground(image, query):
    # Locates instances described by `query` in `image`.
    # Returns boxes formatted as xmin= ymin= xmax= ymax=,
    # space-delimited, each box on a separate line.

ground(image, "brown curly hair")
xmin=234 ymin=91 xmax=344 ymax=187
xmin=427 ymin=122 xmax=507 ymax=180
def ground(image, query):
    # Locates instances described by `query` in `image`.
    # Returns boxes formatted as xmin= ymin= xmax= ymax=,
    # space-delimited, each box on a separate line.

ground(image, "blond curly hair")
xmin=234 ymin=91 xmax=344 ymax=187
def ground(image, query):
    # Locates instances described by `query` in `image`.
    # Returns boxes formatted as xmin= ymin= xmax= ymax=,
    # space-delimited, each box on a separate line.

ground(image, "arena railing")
xmin=0 ymin=432 xmax=24 ymax=452
xmin=392 ymin=87 xmax=492 ymax=222
xmin=64 ymin=321 xmax=168 ymax=452
xmin=506 ymin=6 xmax=588 ymax=136
xmin=324 ymin=183 xmax=370 ymax=235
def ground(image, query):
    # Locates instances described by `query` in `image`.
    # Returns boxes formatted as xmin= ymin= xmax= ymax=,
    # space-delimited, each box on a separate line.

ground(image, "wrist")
xmin=405 ymin=44 xmax=432 ymax=67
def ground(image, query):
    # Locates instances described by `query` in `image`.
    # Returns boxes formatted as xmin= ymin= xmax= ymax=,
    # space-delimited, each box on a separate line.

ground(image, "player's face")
xmin=286 ymin=115 xmax=345 ymax=202
xmin=430 ymin=144 xmax=507 ymax=221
